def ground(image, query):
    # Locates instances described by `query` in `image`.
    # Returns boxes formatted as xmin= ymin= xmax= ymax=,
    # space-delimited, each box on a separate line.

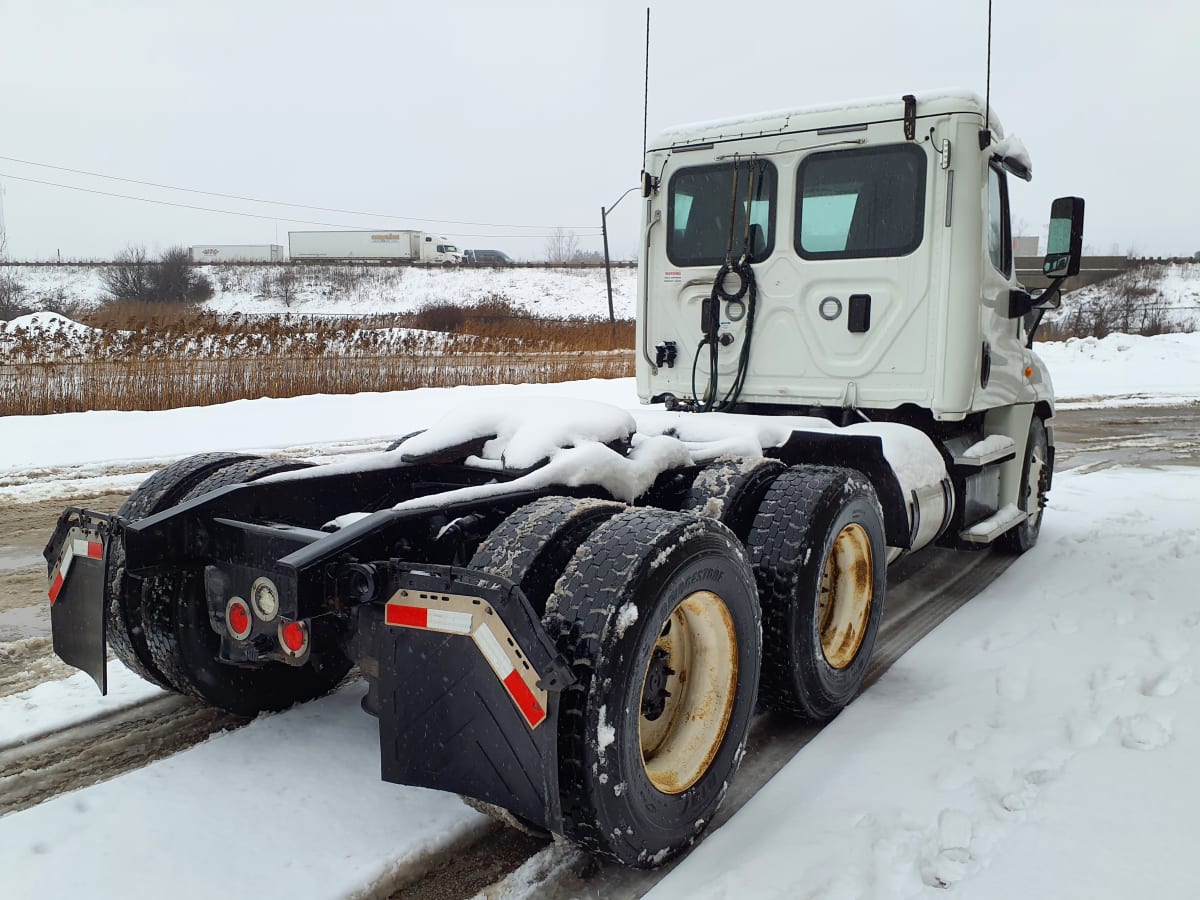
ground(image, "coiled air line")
xmin=691 ymin=159 xmax=761 ymax=412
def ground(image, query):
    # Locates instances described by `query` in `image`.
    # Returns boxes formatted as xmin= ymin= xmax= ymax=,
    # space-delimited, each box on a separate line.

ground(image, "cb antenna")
xmin=980 ymin=0 xmax=993 ymax=149
xmin=643 ymin=8 xmax=651 ymax=162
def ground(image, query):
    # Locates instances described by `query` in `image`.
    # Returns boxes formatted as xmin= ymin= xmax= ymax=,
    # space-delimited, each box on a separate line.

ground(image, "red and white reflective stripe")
xmin=474 ymin=623 xmax=546 ymax=728
xmin=384 ymin=604 xmax=473 ymax=635
xmin=385 ymin=598 xmax=547 ymax=729
xmin=48 ymin=537 xmax=103 ymax=605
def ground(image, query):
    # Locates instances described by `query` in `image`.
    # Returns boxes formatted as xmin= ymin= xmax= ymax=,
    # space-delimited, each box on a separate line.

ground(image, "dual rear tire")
xmin=469 ymin=461 xmax=886 ymax=865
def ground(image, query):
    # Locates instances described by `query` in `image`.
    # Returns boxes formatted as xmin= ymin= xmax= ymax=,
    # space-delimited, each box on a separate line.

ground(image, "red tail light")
xmin=226 ymin=598 xmax=252 ymax=640
xmin=279 ymin=620 xmax=309 ymax=656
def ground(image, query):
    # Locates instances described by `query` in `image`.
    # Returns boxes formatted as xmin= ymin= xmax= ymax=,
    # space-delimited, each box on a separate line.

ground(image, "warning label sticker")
xmin=663 ymin=270 xmax=682 ymax=283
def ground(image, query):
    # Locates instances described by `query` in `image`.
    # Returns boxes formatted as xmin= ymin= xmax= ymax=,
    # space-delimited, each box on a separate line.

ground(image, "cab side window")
xmin=988 ymin=166 xmax=1012 ymax=277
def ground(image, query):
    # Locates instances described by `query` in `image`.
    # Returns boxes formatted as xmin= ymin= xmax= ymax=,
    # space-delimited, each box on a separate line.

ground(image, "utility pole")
xmin=601 ymin=186 xmax=639 ymax=326
xmin=0 ymin=180 xmax=8 ymax=260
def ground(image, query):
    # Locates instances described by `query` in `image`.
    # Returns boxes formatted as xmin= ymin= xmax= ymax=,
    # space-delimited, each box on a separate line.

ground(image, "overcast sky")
xmin=1 ymin=0 xmax=1196 ymax=261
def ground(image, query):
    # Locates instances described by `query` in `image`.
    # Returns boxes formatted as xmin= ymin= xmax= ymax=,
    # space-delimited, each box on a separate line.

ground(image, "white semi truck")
xmin=288 ymin=229 xmax=463 ymax=264
xmin=47 ymin=91 xmax=1081 ymax=869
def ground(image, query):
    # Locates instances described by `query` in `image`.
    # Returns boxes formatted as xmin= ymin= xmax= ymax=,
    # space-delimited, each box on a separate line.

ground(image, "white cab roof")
xmin=650 ymin=90 xmax=1004 ymax=150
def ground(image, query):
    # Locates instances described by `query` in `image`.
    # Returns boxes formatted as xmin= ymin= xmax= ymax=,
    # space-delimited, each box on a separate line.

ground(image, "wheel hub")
xmin=817 ymin=523 xmax=874 ymax=669
xmin=638 ymin=590 xmax=738 ymax=794
xmin=640 ymin=646 xmax=674 ymax=721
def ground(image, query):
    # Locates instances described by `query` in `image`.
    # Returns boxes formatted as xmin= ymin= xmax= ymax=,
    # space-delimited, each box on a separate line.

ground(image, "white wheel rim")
xmin=817 ymin=523 xmax=874 ymax=669
xmin=638 ymin=590 xmax=738 ymax=794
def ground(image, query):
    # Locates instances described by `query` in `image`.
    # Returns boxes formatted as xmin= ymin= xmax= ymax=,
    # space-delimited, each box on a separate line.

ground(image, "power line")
xmin=0 ymin=153 xmax=598 ymax=231
xmin=0 ymin=171 xmax=601 ymax=238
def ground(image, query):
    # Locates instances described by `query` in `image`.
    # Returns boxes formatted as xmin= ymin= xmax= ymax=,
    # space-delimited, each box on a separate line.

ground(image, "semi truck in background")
xmin=189 ymin=244 xmax=285 ymax=263
xmin=288 ymin=230 xmax=464 ymax=264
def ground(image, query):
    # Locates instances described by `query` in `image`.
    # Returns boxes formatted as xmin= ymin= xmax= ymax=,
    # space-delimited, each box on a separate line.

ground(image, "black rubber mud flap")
xmin=375 ymin=566 xmax=573 ymax=832
xmin=46 ymin=511 xmax=118 ymax=694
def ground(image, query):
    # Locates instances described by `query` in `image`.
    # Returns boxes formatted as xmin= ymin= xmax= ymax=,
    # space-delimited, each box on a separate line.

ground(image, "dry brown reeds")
xmin=1 ymin=298 xmax=635 ymax=416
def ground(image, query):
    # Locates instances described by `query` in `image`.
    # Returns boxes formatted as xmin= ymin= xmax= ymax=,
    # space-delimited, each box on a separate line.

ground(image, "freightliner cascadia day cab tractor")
xmin=46 ymin=91 xmax=1083 ymax=867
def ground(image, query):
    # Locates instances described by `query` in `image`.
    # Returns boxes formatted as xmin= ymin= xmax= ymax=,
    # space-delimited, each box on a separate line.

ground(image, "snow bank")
xmin=1039 ymin=331 xmax=1200 ymax=407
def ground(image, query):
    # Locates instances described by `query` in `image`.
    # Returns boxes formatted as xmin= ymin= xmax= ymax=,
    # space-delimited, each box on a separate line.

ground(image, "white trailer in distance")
xmin=189 ymin=244 xmax=285 ymax=263
xmin=288 ymin=230 xmax=463 ymax=264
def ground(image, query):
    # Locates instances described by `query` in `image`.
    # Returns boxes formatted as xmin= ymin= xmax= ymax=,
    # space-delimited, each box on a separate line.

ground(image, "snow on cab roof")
xmin=650 ymin=89 xmax=1002 ymax=149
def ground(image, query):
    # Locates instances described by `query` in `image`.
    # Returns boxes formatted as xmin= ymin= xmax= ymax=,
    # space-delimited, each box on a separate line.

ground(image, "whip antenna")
xmin=980 ymin=0 xmax=993 ymax=148
xmin=643 ymin=8 xmax=651 ymax=161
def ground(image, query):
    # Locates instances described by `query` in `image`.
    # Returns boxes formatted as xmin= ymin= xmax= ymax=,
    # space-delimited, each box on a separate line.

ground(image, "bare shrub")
xmin=101 ymin=246 xmax=155 ymax=301
xmin=412 ymin=302 xmax=466 ymax=332
xmin=0 ymin=273 xmax=33 ymax=320
xmin=102 ymin=245 xmax=212 ymax=304
xmin=257 ymin=268 xmax=298 ymax=307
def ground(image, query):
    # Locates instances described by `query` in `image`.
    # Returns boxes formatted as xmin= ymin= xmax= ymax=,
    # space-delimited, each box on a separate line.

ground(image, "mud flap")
xmin=375 ymin=566 xmax=572 ymax=833
xmin=45 ymin=511 xmax=116 ymax=694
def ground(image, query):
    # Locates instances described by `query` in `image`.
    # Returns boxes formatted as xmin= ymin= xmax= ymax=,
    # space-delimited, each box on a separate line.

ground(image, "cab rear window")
xmin=667 ymin=160 xmax=777 ymax=267
xmin=795 ymin=144 xmax=926 ymax=259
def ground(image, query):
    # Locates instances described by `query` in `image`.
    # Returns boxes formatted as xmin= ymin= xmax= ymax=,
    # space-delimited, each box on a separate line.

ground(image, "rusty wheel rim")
xmin=637 ymin=590 xmax=738 ymax=794
xmin=816 ymin=523 xmax=874 ymax=669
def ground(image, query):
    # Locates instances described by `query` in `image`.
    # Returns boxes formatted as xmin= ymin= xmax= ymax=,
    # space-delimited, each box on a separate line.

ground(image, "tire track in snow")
xmin=0 ymin=693 xmax=247 ymax=816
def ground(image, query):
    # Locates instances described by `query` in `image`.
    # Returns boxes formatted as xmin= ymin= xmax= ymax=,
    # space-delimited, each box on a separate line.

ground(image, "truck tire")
xmin=686 ymin=456 xmax=785 ymax=541
xmin=998 ymin=416 xmax=1050 ymax=554
xmin=139 ymin=456 xmax=353 ymax=716
xmin=469 ymin=496 xmax=625 ymax=615
xmin=108 ymin=452 xmax=257 ymax=689
xmin=544 ymin=509 xmax=761 ymax=867
xmin=747 ymin=465 xmax=886 ymax=720
xmin=465 ymin=496 xmax=625 ymax=835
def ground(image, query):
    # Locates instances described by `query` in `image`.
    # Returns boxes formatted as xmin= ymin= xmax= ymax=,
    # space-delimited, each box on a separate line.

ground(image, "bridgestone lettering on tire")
xmin=544 ymin=509 xmax=761 ymax=867
xmin=107 ymin=452 xmax=257 ymax=688
xmin=139 ymin=456 xmax=352 ymax=716
xmin=998 ymin=416 xmax=1050 ymax=554
xmin=747 ymin=465 xmax=886 ymax=720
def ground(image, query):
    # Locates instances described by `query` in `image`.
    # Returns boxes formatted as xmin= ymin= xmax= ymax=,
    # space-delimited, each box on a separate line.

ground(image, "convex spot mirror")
xmin=1043 ymin=196 xmax=1085 ymax=277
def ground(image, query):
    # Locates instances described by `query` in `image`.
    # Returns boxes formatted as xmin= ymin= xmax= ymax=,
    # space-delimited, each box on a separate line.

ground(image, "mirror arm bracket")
xmin=1023 ymin=274 xmax=1068 ymax=347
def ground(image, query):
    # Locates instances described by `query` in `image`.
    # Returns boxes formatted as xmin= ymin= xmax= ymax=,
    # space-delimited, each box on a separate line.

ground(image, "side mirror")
xmin=641 ymin=169 xmax=657 ymax=198
xmin=1043 ymin=196 xmax=1085 ymax=277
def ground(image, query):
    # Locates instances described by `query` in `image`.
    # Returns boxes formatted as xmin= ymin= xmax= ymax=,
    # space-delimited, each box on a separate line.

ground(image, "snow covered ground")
xmin=650 ymin=465 xmax=1200 ymax=899
xmin=0 ymin=263 xmax=638 ymax=320
xmin=0 ymin=333 xmax=1197 ymax=899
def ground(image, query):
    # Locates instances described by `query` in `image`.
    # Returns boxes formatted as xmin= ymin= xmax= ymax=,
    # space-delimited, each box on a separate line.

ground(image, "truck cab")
xmin=420 ymin=234 xmax=464 ymax=264
xmin=636 ymin=91 xmax=1082 ymax=547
